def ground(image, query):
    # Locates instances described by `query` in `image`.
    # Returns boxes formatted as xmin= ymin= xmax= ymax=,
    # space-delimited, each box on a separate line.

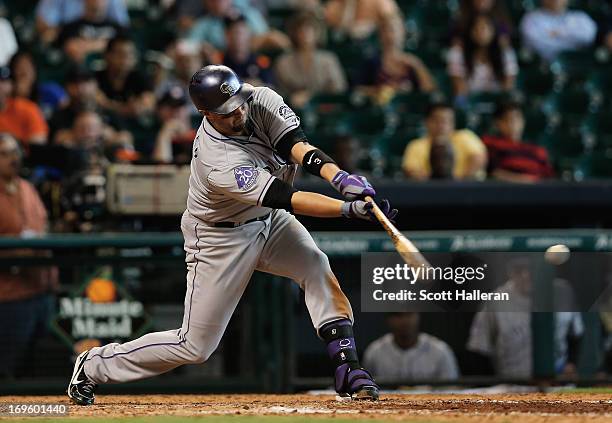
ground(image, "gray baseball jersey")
xmin=83 ymin=85 xmax=353 ymax=384
xmin=187 ymin=84 xmax=300 ymax=223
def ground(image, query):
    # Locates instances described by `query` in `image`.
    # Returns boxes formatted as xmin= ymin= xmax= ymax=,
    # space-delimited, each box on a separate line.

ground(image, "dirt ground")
xmin=1 ymin=393 xmax=612 ymax=422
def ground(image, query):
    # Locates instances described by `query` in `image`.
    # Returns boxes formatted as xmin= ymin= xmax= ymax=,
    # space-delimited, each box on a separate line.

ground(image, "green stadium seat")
xmin=586 ymin=68 xmax=612 ymax=110
xmin=537 ymin=130 xmax=587 ymax=167
xmin=466 ymin=92 xmax=514 ymax=115
xmin=406 ymin=47 xmax=447 ymax=70
xmin=543 ymin=88 xmax=599 ymax=117
xmin=371 ymin=127 xmax=424 ymax=176
xmin=405 ymin=0 xmax=457 ymax=49
xmin=574 ymin=152 xmax=612 ymax=179
xmin=582 ymin=112 xmax=612 ymax=151
xmin=507 ymin=0 xmax=535 ymax=23
xmin=523 ymin=108 xmax=553 ymax=141
xmin=517 ymin=65 xmax=556 ymax=101
xmin=550 ymin=49 xmax=598 ymax=88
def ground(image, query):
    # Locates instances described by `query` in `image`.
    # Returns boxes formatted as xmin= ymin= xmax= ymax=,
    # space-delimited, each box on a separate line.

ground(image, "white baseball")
xmin=544 ymin=244 xmax=570 ymax=265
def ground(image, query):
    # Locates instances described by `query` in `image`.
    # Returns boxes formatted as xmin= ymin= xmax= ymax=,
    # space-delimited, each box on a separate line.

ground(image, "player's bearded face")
xmin=207 ymin=104 xmax=249 ymax=135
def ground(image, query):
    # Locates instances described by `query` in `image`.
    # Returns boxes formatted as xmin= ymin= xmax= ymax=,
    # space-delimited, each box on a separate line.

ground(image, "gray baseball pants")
xmin=84 ymin=209 xmax=353 ymax=383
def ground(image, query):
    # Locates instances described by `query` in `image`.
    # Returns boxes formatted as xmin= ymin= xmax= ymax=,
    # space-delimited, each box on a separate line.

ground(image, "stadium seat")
xmin=517 ymin=65 xmax=556 ymax=102
xmin=406 ymin=47 xmax=447 ymax=70
xmin=537 ymin=130 xmax=587 ymax=168
xmin=507 ymin=0 xmax=535 ymax=23
xmin=523 ymin=108 xmax=553 ymax=142
xmin=543 ymin=88 xmax=600 ymax=117
xmin=574 ymin=152 xmax=612 ymax=179
xmin=404 ymin=0 xmax=458 ymax=49
xmin=371 ymin=127 xmax=424 ymax=176
xmin=582 ymin=112 xmax=612 ymax=151
xmin=586 ymin=68 xmax=612 ymax=111
xmin=550 ymin=49 xmax=598 ymax=88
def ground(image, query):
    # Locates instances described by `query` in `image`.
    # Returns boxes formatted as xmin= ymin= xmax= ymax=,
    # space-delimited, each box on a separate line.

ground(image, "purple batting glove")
xmin=377 ymin=199 xmax=399 ymax=224
xmin=331 ymin=170 xmax=376 ymax=200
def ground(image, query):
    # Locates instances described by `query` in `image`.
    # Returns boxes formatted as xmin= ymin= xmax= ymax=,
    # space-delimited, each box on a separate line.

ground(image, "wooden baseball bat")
xmin=365 ymin=196 xmax=432 ymax=269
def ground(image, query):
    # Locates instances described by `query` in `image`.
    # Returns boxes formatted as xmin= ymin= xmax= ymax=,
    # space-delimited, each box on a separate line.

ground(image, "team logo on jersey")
xmin=234 ymin=166 xmax=259 ymax=190
xmin=278 ymin=104 xmax=296 ymax=120
xmin=220 ymin=81 xmax=239 ymax=96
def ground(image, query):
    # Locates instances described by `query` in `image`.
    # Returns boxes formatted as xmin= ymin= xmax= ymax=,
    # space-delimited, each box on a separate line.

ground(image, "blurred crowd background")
xmin=2 ymin=0 xmax=612 ymax=389
xmin=1 ymin=0 xmax=612 ymax=232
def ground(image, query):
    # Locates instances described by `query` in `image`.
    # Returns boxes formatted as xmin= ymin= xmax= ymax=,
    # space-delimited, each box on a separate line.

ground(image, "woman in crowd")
xmin=447 ymin=13 xmax=518 ymax=98
xmin=9 ymin=50 xmax=66 ymax=116
xmin=274 ymin=13 xmax=347 ymax=108
xmin=356 ymin=19 xmax=436 ymax=103
xmin=452 ymin=0 xmax=513 ymax=43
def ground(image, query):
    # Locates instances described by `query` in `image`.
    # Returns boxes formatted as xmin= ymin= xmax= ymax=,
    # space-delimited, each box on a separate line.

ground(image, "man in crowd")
xmin=187 ymin=0 xmax=290 ymax=52
xmin=49 ymin=67 xmax=106 ymax=139
xmin=402 ymin=101 xmax=487 ymax=180
xmin=363 ymin=312 xmax=459 ymax=382
xmin=37 ymin=0 xmax=129 ymax=45
xmin=151 ymin=85 xmax=196 ymax=163
xmin=221 ymin=15 xmax=274 ymax=86
xmin=96 ymin=35 xmax=155 ymax=120
xmin=520 ymin=0 xmax=597 ymax=62
xmin=483 ymin=102 xmax=554 ymax=182
xmin=57 ymin=0 xmax=127 ymax=64
xmin=0 ymin=67 xmax=48 ymax=147
xmin=0 ymin=133 xmax=57 ymax=378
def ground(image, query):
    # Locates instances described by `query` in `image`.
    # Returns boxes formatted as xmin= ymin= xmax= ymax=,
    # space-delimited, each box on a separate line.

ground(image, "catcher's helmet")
xmin=188 ymin=65 xmax=254 ymax=115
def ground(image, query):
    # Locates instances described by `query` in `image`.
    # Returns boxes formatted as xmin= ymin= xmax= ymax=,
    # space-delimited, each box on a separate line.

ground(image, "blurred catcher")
xmin=68 ymin=65 xmax=397 ymax=405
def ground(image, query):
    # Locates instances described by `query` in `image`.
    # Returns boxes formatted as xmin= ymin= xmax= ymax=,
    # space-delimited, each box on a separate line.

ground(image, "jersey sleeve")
xmin=208 ymin=164 xmax=276 ymax=206
xmin=253 ymin=88 xmax=301 ymax=148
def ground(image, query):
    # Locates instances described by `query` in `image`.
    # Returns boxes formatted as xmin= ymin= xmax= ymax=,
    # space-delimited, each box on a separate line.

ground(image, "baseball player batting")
xmin=67 ymin=65 xmax=397 ymax=405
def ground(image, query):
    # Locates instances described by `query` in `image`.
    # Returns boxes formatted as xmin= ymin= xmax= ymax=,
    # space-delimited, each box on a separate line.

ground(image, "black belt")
xmin=212 ymin=213 xmax=270 ymax=228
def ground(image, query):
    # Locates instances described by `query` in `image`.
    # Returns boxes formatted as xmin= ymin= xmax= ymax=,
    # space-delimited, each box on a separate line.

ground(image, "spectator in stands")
xmin=162 ymin=40 xmax=207 ymax=117
xmin=356 ymin=19 xmax=436 ymax=104
xmin=0 ymin=133 xmax=57 ymax=379
xmin=402 ymin=101 xmax=487 ymax=180
xmin=187 ymin=0 xmax=291 ymax=53
xmin=483 ymin=102 xmax=554 ymax=182
xmin=0 ymin=14 xmax=17 ymax=67
xmin=96 ymin=35 xmax=155 ymax=119
xmin=274 ymin=12 xmax=347 ymax=108
xmin=467 ymin=258 xmax=584 ymax=378
xmin=176 ymin=0 xmax=321 ymax=32
xmin=49 ymin=67 xmax=105 ymax=138
xmin=520 ymin=0 xmax=597 ymax=62
xmin=448 ymin=14 xmax=518 ymax=98
xmin=57 ymin=0 xmax=127 ymax=64
xmin=55 ymin=110 xmax=135 ymax=168
xmin=222 ymin=15 xmax=274 ymax=86
xmin=55 ymin=110 xmax=132 ymax=150
xmin=452 ymin=0 xmax=513 ymax=44
xmin=36 ymin=0 xmax=129 ymax=45
xmin=0 ymin=67 xmax=48 ymax=147
xmin=429 ymin=138 xmax=455 ymax=179
xmin=363 ymin=312 xmax=459 ymax=382
xmin=152 ymin=86 xmax=197 ymax=163
xmin=8 ymin=51 xmax=66 ymax=117
xmin=325 ymin=0 xmax=404 ymax=45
